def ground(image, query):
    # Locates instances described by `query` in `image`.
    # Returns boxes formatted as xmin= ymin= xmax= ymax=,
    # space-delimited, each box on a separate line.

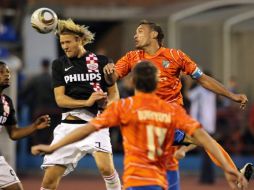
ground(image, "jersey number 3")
xmin=146 ymin=125 xmax=167 ymax=160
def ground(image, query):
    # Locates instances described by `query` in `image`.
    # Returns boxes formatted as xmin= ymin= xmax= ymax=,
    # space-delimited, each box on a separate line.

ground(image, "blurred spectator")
xmin=216 ymin=76 xmax=244 ymax=154
xmin=20 ymin=59 xmax=61 ymax=145
xmin=188 ymin=71 xmax=217 ymax=184
xmin=0 ymin=23 xmax=18 ymax=41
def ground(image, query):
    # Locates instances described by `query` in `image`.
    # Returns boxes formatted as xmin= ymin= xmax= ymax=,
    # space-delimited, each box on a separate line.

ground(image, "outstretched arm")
xmin=31 ymin=123 xmax=96 ymax=155
xmin=6 ymin=115 xmax=50 ymax=140
xmin=197 ymin=74 xmax=248 ymax=109
xmin=192 ymin=128 xmax=248 ymax=189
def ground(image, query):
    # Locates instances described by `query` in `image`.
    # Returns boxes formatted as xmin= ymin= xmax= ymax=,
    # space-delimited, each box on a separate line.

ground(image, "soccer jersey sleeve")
xmin=51 ymin=59 xmax=65 ymax=88
xmin=90 ymin=101 xmax=121 ymax=130
xmin=172 ymin=104 xmax=201 ymax=135
xmin=115 ymin=53 xmax=132 ymax=79
xmin=174 ymin=49 xmax=203 ymax=79
xmin=5 ymin=97 xmax=17 ymax=126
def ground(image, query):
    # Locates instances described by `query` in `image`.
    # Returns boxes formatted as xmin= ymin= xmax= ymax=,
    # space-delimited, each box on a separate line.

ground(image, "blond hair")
xmin=56 ymin=19 xmax=95 ymax=46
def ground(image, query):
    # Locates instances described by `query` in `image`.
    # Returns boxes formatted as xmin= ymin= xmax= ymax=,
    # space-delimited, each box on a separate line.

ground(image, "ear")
xmin=75 ymin=36 xmax=82 ymax=44
xmin=151 ymin=31 xmax=158 ymax=39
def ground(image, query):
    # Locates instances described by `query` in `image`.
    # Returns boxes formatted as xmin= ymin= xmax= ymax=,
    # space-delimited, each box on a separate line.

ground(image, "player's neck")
xmin=143 ymin=44 xmax=160 ymax=55
xmin=77 ymin=47 xmax=87 ymax=58
xmin=135 ymin=89 xmax=155 ymax=95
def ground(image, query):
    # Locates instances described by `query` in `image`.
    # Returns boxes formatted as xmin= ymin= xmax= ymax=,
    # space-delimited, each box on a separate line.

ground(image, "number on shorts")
xmin=146 ymin=125 xmax=167 ymax=160
xmin=95 ymin=141 xmax=101 ymax=148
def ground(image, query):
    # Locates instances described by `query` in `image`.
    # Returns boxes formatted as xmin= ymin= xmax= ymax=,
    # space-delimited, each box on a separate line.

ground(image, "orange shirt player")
xmin=103 ymin=20 xmax=251 ymax=190
xmin=31 ymin=61 xmax=247 ymax=190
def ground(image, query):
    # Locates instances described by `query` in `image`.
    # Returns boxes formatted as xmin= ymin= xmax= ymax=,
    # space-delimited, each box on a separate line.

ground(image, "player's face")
xmin=134 ymin=24 xmax=153 ymax=49
xmin=0 ymin=64 xmax=10 ymax=89
xmin=60 ymin=34 xmax=81 ymax=58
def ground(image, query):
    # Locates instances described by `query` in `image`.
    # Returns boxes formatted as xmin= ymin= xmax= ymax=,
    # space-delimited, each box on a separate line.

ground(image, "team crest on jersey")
xmin=86 ymin=53 xmax=99 ymax=71
xmin=162 ymin=60 xmax=170 ymax=68
xmin=87 ymin=63 xmax=98 ymax=70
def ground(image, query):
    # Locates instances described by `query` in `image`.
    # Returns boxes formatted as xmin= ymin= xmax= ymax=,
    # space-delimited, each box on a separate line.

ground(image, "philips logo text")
xmin=64 ymin=73 xmax=101 ymax=83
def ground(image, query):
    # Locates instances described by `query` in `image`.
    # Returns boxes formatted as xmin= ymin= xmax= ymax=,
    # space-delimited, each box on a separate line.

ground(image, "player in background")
xmin=102 ymin=20 xmax=252 ymax=190
xmin=31 ymin=61 xmax=248 ymax=190
xmin=37 ymin=19 xmax=121 ymax=190
xmin=0 ymin=61 xmax=50 ymax=190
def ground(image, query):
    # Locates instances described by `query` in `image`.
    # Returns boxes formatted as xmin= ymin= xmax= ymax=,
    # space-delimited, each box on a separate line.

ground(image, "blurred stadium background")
xmin=0 ymin=0 xmax=254 ymax=189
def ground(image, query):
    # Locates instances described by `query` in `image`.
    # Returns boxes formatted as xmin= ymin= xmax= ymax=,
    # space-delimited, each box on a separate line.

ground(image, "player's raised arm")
xmin=196 ymin=73 xmax=248 ymax=109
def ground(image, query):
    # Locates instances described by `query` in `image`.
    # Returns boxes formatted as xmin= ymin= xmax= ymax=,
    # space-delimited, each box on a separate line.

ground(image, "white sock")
xmin=103 ymin=170 xmax=122 ymax=190
xmin=40 ymin=187 xmax=52 ymax=190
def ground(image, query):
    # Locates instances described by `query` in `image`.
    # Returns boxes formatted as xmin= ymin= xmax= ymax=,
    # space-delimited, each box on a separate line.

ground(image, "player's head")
xmin=132 ymin=61 xmax=158 ymax=93
xmin=56 ymin=19 xmax=95 ymax=58
xmin=0 ymin=61 xmax=10 ymax=90
xmin=134 ymin=20 xmax=164 ymax=49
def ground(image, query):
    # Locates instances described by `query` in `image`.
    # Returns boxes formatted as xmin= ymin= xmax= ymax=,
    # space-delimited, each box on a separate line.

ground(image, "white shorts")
xmin=0 ymin=156 xmax=20 ymax=188
xmin=42 ymin=120 xmax=112 ymax=176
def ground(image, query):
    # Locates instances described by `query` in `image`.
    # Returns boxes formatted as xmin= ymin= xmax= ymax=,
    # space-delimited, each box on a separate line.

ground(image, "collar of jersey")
xmin=143 ymin=47 xmax=166 ymax=59
xmin=68 ymin=51 xmax=91 ymax=61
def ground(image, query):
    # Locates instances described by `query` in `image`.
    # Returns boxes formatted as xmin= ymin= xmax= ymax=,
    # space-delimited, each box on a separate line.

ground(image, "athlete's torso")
xmin=52 ymin=52 xmax=110 ymax=115
xmin=115 ymin=47 xmax=198 ymax=105
xmin=0 ymin=93 xmax=17 ymax=154
xmin=0 ymin=94 xmax=16 ymax=127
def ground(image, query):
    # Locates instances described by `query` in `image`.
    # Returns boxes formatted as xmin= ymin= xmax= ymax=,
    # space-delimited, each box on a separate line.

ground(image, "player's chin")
xmin=65 ymin=52 xmax=74 ymax=58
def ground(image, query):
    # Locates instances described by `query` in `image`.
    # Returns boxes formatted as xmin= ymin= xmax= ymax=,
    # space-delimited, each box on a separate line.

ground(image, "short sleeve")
xmin=175 ymin=50 xmax=203 ymax=79
xmin=90 ymin=101 xmax=121 ymax=130
xmin=51 ymin=59 xmax=65 ymax=88
xmin=115 ymin=53 xmax=132 ymax=79
xmin=172 ymin=104 xmax=201 ymax=135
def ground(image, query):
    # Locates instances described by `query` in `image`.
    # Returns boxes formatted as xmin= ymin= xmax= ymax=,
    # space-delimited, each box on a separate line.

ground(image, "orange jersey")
xmin=90 ymin=92 xmax=201 ymax=189
xmin=116 ymin=47 xmax=200 ymax=170
xmin=115 ymin=47 xmax=199 ymax=105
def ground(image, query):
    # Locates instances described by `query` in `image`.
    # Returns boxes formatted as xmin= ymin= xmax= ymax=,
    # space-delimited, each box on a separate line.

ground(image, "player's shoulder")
xmin=96 ymin=54 xmax=109 ymax=65
xmin=165 ymin=48 xmax=184 ymax=56
xmin=96 ymin=54 xmax=108 ymax=60
xmin=52 ymin=56 xmax=66 ymax=66
xmin=125 ymin=50 xmax=143 ymax=58
xmin=113 ymin=97 xmax=134 ymax=111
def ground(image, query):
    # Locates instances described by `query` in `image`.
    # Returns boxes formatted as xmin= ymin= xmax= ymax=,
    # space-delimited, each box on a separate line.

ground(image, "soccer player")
xmin=31 ymin=61 xmax=248 ymax=190
xmin=103 ymin=20 xmax=251 ymax=190
xmin=38 ymin=19 xmax=121 ymax=190
xmin=0 ymin=61 xmax=50 ymax=190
